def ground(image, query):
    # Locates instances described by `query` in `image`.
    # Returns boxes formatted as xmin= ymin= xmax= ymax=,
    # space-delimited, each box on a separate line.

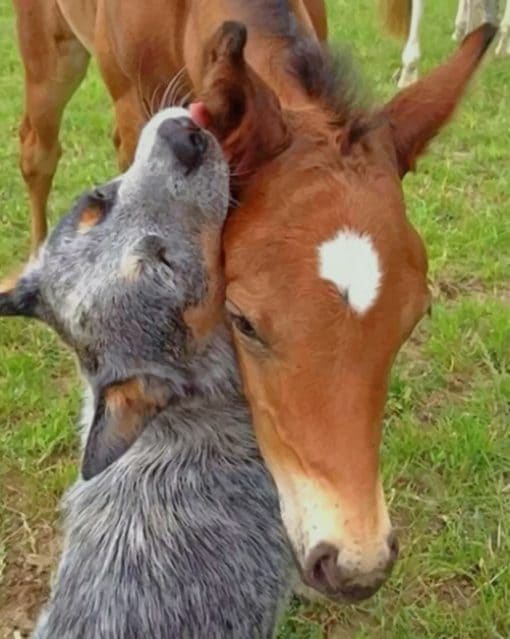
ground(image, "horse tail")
xmin=377 ymin=0 xmax=412 ymax=40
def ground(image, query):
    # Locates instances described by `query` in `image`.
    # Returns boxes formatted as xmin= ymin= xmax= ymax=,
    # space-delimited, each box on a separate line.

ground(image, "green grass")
xmin=0 ymin=1 xmax=509 ymax=637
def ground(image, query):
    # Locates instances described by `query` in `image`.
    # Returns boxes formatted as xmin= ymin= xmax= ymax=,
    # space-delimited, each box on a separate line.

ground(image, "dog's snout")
xmin=303 ymin=534 xmax=398 ymax=603
xmin=157 ymin=117 xmax=208 ymax=173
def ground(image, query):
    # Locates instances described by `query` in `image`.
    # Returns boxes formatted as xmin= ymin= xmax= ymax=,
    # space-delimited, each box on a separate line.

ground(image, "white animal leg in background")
xmin=466 ymin=0 xmax=497 ymax=31
xmin=453 ymin=0 xmax=469 ymax=40
xmin=483 ymin=0 xmax=500 ymax=23
xmin=496 ymin=0 xmax=510 ymax=56
xmin=398 ymin=0 xmax=424 ymax=88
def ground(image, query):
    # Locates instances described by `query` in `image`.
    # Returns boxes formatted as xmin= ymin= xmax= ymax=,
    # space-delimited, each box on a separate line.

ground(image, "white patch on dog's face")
xmin=318 ymin=230 xmax=382 ymax=315
xmin=117 ymin=106 xmax=228 ymax=216
xmin=133 ymin=107 xmax=189 ymax=165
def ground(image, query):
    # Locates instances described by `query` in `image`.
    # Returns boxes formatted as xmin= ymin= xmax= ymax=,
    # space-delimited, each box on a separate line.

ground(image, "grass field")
xmin=0 ymin=1 xmax=509 ymax=637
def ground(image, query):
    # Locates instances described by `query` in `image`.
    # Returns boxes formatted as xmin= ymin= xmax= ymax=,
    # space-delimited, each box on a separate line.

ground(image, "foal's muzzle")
xmin=158 ymin=117 xmax=209 ymax=174
xmin=302 ymin=532 xmax=399 ymax=603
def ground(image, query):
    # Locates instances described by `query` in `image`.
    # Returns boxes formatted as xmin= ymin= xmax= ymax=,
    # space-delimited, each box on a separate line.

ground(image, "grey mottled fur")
xmin=1 ymin=108 xmax=293 ymax=638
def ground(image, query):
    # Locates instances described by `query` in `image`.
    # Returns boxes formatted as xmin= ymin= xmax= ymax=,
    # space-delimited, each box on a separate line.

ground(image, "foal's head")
xmin=0 ymin=108 xmax=230 ymax=479
xmin=192 ymin=21 xmax=495 ymax=601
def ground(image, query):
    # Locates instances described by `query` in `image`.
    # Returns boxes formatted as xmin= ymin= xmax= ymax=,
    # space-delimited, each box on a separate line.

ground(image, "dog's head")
xmin=1 ymin=107 xmax=230 ymax=479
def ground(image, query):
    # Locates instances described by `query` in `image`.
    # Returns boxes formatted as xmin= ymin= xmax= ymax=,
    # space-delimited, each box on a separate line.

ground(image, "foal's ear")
xmin=381 ymin=24 xmax=497 ymax=176
xmin=82 ymin=376 xmax=172 ymax=480
xmin=192 ymin=21 xmax=290 ymax=173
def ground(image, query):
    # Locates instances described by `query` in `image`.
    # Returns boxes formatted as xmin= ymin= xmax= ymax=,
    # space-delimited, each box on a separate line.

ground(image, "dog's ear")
xmin=191 ymin=21 xmax=290 ymax=174
xmin=82 ymin=375 xmax=173 ymax=480
xmin=0 ymin=266 xmax=42 ymax=319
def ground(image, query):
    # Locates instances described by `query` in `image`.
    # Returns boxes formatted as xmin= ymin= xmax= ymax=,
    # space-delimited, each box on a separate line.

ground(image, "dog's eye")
xmin=90 ymin=188 xmax=109 ymax=203
xmin=157 ymin=247 xmax=173 ymax=270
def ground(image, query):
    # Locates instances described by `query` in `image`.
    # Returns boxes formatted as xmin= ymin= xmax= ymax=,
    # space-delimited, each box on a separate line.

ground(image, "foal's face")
xmin=1 ymin=107 xmax=229 ymax=478
xmin=224 ymin=122 xmax=429 ymax=600
xmin=195 ymin=22 xmax=495 ymax=601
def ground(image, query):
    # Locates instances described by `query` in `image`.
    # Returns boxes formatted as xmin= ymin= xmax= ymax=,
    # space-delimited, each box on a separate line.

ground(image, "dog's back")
xmin=35 ymin=391 xmax=291 ymax=638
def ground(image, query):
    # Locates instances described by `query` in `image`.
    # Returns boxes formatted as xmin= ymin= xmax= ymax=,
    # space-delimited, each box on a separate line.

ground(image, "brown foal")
xmin=12 ymin=0 xmax=494 ymax=602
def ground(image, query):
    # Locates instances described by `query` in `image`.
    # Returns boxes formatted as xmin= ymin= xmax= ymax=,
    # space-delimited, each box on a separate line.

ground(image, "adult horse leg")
xmin=94 ymin=5 xmax=164 ymax=171
xmin=496 ymin=0 xmax=510 ymax=55
xmin=13 ymin=1 xmax=89 ymax=257
xmin=398 ymin=0 xmax=424 ymax=88
xmin=466 ymin=0 xmax=499 ymax=31
xmin=110 ymin=91 xmax=145 ymax=171
xmin=483 ymin=0 xmax=500 ymax=24
xmin=453 ymin=0 xmax=469 ymax=40
xmin=302 ymin=0 xmax=328 ymax=41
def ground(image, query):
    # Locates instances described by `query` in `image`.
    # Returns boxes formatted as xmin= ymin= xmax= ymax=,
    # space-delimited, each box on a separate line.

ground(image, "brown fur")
xmin=192 ymin=22 xmax=495 ymax=588
xmin=77 ymin=206 xmax=103 ymax=232
xmin=12 ymin=0 xmax=327 ymax=255
xmin=382 ymin=24 xmax=496 ymax=174
xmin=183 ymin=228 xmax=225 ymax=341
xmin=100 ymin=378 xmax=171 ymax=446
xmin=378 ymin=0 xmax=412 ymax=39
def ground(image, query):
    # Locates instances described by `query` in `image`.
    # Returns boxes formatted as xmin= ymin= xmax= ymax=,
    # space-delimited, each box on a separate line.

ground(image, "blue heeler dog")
xmin=0 ymin=107 xmax=293 ymax=638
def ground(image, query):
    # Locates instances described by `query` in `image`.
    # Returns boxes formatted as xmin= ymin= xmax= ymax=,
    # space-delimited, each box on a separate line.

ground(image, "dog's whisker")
xmin=161 ymin=67 xmax=187 ymax=109
xmin=135 ymin=58 xmax=151 ymax=121
xmin=150 ymin=84 xmax=163 ymax=117
xmin=160 ymin=80 xmax=175 ymax=111
xmin=207 ymin=186 xmax=241 ymax=209
xmin=142 ymin=97 xmax=151 ymax=120
xmin=160 ymin=68 xmax=186 ymax=110
xmin=229 ymin=168 xmax=254 ymax=178
xmin=168 ymin=74 xmax=189 ymax=108
xmin=179 ymin=90 xmax=193 ymax=107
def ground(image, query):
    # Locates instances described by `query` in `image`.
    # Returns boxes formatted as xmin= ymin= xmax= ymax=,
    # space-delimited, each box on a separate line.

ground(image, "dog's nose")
xmin=157 ymin=117 xmax=208 ymax=173
xmin=303 ymin=533 xmax=398 ymax=603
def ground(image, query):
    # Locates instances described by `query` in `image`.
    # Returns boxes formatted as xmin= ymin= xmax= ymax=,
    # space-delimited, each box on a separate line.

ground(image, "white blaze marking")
xmin=318 ymin=229 xmax=381 ymax=315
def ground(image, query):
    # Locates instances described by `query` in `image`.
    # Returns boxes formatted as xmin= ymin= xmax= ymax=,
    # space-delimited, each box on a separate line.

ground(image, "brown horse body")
xmin=14 ymin=0 xmax=326 ymax=251
xmin=12 ymin=0 xmax=494 ymax=603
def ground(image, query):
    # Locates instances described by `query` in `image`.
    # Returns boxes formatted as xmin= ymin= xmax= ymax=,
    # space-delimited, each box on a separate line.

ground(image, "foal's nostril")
xmin=304 ymin=538 xmax=396 ymax=602
xmin=157 ymin=117 xmax=208 ymax=173
xmin=304 ymin=542 xmax=340 ymax=592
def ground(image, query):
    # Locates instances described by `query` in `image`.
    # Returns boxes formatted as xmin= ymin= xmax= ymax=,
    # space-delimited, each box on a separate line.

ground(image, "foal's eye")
xmin=232 ymin=314 xmax=258 ymax=339
xmin=225 ymin=301 xmax=260 ymax=342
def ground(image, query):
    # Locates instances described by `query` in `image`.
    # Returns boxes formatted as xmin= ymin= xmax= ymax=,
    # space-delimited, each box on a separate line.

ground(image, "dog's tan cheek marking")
xmin=104 ymin=379 xmax=166 ymax=443
xmin=183 ymin=228 xmax=225 ymax=341
xmin=78 ymin=206 xmax=103 ymax=234
xmin=0 ymin=268 xmax=23 ymax=293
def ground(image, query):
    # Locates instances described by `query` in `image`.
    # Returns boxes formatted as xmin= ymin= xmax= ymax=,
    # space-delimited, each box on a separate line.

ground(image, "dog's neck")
xmin=78 ymin=327 xmax=251 ymax=454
